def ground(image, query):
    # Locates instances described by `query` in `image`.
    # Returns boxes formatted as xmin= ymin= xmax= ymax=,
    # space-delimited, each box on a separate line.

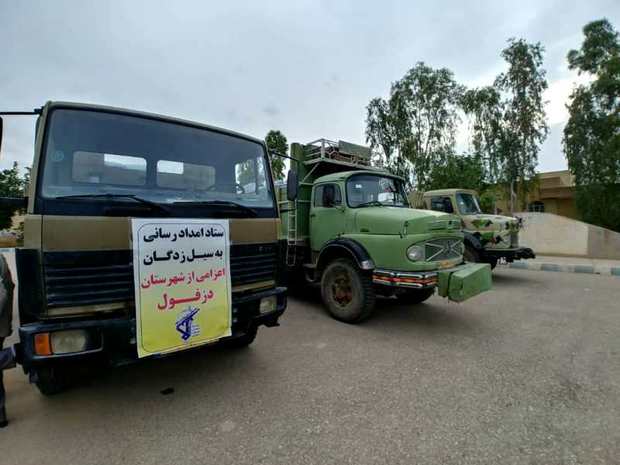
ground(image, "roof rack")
xmin=304 ymin=139 xmax=371 ymax=167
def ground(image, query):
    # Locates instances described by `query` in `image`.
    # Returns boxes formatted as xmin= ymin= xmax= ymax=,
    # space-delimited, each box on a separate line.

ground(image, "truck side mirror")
xmin=286 ymin=170 xmax=298 ymax=201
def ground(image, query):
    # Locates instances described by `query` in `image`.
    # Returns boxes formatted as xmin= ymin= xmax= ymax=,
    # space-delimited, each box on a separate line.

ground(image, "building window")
xmin=528 ymin=201 xmax=545 ymax=213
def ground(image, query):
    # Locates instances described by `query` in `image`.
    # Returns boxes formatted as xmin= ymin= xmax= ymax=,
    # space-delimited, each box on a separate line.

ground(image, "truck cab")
xmin=1 ymin=101 xmax=286 ymax=394
xmin=421 ymin=189 xmax=535 ymax=268
xmin=280 ymin=140 xmax=492 ymax=323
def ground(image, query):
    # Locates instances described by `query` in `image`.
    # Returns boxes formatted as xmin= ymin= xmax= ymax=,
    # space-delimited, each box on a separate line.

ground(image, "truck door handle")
xmin=310 ymin=213 xmax=316 ymax=218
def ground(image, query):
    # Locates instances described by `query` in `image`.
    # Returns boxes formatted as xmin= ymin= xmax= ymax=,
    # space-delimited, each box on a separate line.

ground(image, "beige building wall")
xmin=495 ymin=170 xmax=580 ymax=220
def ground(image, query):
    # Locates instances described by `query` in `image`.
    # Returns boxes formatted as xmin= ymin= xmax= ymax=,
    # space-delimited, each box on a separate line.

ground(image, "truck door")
xmin=310 ymin=183 xmax=345 ymax=252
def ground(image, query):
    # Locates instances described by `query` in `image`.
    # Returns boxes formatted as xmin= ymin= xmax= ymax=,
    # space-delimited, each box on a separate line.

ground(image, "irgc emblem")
xmin=175 ymin=306 xmax=201 ymax=342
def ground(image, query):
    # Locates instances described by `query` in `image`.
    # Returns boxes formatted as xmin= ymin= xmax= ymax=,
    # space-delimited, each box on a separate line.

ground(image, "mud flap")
xmin=437 ymin=263 xmax=492 ymax=302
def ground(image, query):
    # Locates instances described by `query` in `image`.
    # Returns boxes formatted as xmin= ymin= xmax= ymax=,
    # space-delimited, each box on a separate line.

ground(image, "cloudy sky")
xmin=1 ymin=0 xmax=618 ymax=174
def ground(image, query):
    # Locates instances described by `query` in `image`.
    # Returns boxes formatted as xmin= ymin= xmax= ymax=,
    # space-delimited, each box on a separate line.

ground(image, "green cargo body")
xmin=437 ymin=262 xmax=492 ymax=302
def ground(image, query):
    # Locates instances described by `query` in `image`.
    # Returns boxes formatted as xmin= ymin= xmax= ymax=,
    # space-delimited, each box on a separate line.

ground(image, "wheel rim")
xmin=329 ymin=266 xmax=353 ymax=308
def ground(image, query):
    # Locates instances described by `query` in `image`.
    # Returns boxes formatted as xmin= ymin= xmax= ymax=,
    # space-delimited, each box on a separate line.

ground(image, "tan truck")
xmin=419 ymin=189 xmax=535 ymax=269
xmin=0 ymin=102 xmax=286 ymax=394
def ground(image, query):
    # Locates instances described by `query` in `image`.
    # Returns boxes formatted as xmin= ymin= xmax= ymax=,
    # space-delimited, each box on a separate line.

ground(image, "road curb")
xmin=500 ymin=261 xmax=620 ymax=276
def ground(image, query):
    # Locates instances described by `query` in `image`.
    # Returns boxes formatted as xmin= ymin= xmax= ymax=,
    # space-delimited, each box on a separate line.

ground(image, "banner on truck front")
xmin=131 ymin=218 xmax=232 ymax=358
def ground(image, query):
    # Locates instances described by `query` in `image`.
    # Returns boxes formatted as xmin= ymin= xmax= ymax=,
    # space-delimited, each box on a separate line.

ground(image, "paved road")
xmin=1 ymin=268 xmax=619 ymax=465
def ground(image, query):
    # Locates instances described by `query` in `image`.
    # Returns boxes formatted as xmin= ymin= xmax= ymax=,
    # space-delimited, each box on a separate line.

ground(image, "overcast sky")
xmin=1 ymin=0 xmax=618 ymax=174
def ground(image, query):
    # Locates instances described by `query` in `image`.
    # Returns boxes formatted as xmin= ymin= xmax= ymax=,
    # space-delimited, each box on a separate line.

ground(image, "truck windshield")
xmin=39 ymin=108 xmax=275 ymax=215
xmin=346 ymin=174 xmax=408 ymax=208
xmin=456 ymin=193 xmax=482 ymax=214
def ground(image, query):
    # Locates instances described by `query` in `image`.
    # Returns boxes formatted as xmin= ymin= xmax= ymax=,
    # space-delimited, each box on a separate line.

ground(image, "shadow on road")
xmin=288 ymin=287 xmax=484 ymax=339
xmin=368 ymin=298 xmax=484 ymax=335
xmin=491 ymin=269 xmax=540 ymax=287
xmin=38 ymin=342 xmax=270 ymax=402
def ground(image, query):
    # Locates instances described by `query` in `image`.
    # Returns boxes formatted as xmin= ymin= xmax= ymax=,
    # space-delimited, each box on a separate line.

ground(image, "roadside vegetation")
xmin=365 ymin=18 xmax=620 ymax=232
xmin=366 ymin=38 xmax=548 ymax=213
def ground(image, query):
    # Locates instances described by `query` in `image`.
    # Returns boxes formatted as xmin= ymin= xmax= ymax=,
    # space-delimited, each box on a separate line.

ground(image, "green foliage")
xmin=425 ymin=153 xmax=485 ymax=192
xmin=575 ymin=185 xmax=620 ymax=231
xmin=564 ymin=19 xmax=620 ymax=231
xmin=366 ymin=62 xmax=464 ymax=189
xmin=368 ymin=43 xmax=547 ymax=204
xmin=462 ymin=39 xmax=548 ymax=211
xmin=461 ymin=86 xmax=503 ymax=179
xmin=478 ymin=190 xmax=497 ymax=214
xmin=0 ymin=162 xmax=27 ymax=231
xmin=265 ymin=130 xmax=288 ymax=181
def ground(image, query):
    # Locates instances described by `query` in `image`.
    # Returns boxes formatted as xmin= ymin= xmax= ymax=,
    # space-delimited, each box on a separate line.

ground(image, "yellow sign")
xmin=131 ymin=219 xmax=232 ymax=358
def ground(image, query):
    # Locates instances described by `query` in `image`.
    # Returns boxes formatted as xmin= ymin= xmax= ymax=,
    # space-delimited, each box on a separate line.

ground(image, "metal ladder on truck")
xmin=286 ymin=199 xmax=298 ymax=267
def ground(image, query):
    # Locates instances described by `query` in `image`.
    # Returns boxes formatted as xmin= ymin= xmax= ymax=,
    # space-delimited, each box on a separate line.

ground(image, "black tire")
xmin=464 ymin=244 xmax=481 ymax=263
xmin=33 ymin=366 xmax=70 ymax=396
xmin=486 ymin=257 xmax=498 ymax=270
xmin=320 ymin=258 xmax=375 ymax=323
xmin=398 ymin=288 xmax=435 ymax=304
xmin=225 ymin=326 xmax=258 ymax=349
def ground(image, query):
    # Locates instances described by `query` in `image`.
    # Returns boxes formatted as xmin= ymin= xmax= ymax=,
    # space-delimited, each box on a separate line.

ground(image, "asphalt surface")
xmin=1 ymin=268 xmax=619 ymax=465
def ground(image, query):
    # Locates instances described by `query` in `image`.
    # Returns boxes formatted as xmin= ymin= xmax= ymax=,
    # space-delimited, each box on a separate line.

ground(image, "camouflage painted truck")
xmin=420 ymin=189 xmax=536 ymax=269
xmin=278 ymin=139 xmax=492 ymax=323
xmin=0 ymin=101 xmax=286 ymax=394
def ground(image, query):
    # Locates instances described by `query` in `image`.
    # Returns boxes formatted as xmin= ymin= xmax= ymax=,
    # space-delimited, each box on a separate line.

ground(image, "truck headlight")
xmin=259 ymin=296 xmax=277 ymax=314
xmin=50 ymin=330 xmax=88 ymax=355
xmin=407 ymin=245 xmax=425 ymax=261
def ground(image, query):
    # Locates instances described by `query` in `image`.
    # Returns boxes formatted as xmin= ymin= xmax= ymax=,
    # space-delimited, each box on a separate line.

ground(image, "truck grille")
xmin=230 ymin=243 xmax=277 ymax=286
xmin=43 ymin=243 xmax=278 ymax=308
xmin=44 ymin=250 xmax=133 ymax=308
xmin=424 ymin=238 xmax=463 ymax=262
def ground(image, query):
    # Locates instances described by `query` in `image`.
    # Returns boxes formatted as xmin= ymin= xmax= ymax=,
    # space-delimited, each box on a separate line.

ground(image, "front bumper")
xmin=372 ymin=269 xmax=439 ymax=288
xmin=483 ymin=247 xmax=536 ymax=261
xmin=373 ymin=262 xmax=492 ymax=303
xmin=16 ymin=287 xmax=286 ymax=370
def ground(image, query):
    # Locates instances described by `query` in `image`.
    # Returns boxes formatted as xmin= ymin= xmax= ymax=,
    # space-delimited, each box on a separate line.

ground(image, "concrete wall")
xmin=515 ymin=212 xmax=620 ymax=259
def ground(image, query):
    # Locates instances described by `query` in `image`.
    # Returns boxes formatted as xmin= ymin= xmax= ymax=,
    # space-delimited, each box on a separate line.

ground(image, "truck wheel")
xmin=225 ymin=326 xmax=258 ymax=349
xmin=464 ymin=245 xmax=480 ymax=263
xmin=486 ymin=258 xmax=498 ymax=270
xmin=320 ymin=258 xmax=375 ymax=323
xmin=399 ymin=288 xmax=435 ymax=304
xmin=32 ymin=366 xmax=69 ymax=396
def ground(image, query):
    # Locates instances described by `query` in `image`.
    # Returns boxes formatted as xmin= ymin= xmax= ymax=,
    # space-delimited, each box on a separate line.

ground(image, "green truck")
xmin=278 ymin=139 xmax=492 ymax=323
xmin=420 ymin=189 xmax=536 ymax=269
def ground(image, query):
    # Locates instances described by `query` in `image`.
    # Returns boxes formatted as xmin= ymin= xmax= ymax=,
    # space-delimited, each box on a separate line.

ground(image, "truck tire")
xmin=225 ymin=326 xmax=258 ymax=349
xmin=33 ymin=366 xmax=69 ymax=396
xmin=464 ymin=244 xmax=480 ymax=263
xmin=320 ymin=258 xmax=375 ymax=323
xmin=398 ymin=288 xmax=435 ymax=304
xmin=465 ymin=244 xmax=497 ymax=269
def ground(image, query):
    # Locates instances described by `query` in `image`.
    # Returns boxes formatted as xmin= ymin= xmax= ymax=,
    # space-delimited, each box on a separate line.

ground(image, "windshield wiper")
xmin=172 ymin=200 xmax=258 ymax=217
xmin=55 ymin=193 xmax=171 ymax=215
xmin=356 ymin=200 xmax=385 ymax=208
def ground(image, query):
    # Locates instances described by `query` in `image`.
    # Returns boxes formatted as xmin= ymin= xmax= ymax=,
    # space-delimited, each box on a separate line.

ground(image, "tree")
xmin=425 ymin=153 xmax=485 ymax=192
xmin=366 ymin=63 xmax=464 ymax=189
xmin=0 ymin=162 xmax=27 ymax=230
xmin=496 ymin=39 xmax=548 ymax=210
xmin=461 ymin=86 xmax=504 ymax=181
xmin=564 ymin=19 xmax=620 ymax=231
xmin=265 ymin=130 xmax=288 ymax=181
xmin=463 ymin=40 xmax=548 ymax=211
